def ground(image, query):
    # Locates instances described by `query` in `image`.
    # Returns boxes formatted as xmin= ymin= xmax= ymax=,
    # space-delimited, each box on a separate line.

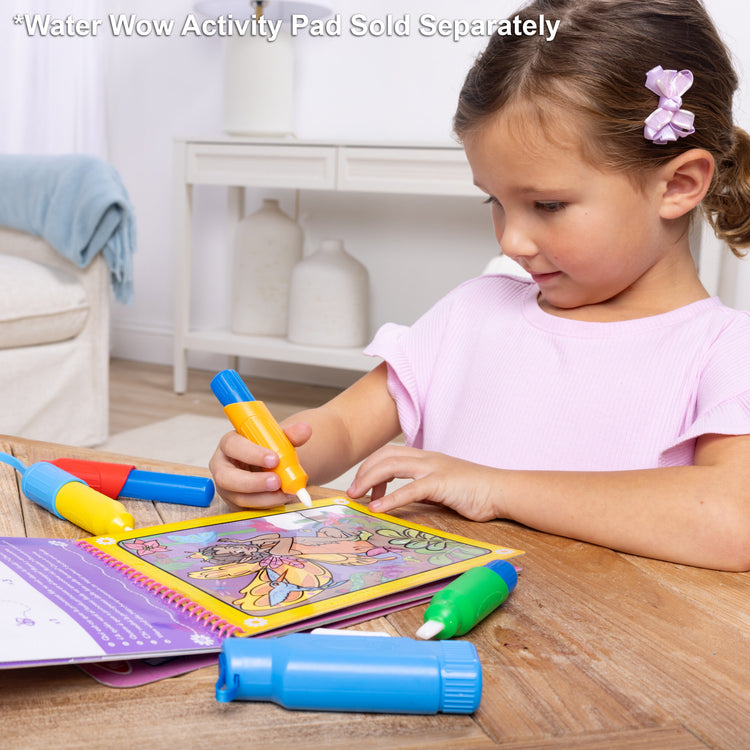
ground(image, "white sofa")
xmin=0 ymin=226 xmax=109 ymax=446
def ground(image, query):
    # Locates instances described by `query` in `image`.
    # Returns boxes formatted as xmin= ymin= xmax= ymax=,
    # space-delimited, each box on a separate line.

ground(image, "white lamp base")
xmin=222 ymin=32 xmax=294 ymax=137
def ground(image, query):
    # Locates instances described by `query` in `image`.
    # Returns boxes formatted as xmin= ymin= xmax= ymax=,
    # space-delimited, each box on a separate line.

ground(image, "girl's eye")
xmin=535 ymin=201 xmax=567 ymax=213
xmin=483 ymin=196 xmax=504 ymax=214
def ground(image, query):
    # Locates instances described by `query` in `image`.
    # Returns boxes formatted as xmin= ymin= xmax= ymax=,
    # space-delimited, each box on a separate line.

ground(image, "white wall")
xmin=700 ymin=1 xmax=750 ymax=310
xmin=99 ymin=0 xmax=750 ymax=385
xmin=102 ymin=0 xmax=508 ymax=384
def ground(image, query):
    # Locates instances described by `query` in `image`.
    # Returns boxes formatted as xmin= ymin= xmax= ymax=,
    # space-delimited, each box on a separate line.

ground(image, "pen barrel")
xmin=216 ymin=633 xmax=482 ymax=714
xmin=120 ymin=470 xmax=214 ymax=507
xmin=223 ymin=400 xmax=308 ymax=496
xmin=424 ymin=563 xmax=515 ymax=639
xmin=54 ymin=482 xmax=134 ymax=536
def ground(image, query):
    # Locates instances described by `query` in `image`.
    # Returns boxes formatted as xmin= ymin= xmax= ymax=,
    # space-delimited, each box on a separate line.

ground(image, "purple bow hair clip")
xmin=643 ymin=65 xmax=696 ymax=145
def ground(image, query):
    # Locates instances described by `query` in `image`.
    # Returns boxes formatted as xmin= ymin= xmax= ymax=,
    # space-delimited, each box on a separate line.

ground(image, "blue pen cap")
xmin=485 ymin=559 xmax=518 ymax=592
xmin=216 ymin=633 xmax=482 ymax=714
xmin=120 ymin=470 xmax=215 ymax=507
xmin=211 ymin=369 xmax=254 ymax=407
xmin=21 ymin=461 xmax=84 ymax=517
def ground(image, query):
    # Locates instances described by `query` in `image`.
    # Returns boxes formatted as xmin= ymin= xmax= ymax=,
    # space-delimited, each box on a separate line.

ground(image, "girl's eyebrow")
xmin=474 ymin=180 xmax=567 ymax=196
xmin=517 ymin=183 xmax=571 ymax=195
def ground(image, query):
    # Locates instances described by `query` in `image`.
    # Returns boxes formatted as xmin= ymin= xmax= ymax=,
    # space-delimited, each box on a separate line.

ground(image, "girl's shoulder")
xmin=697 ymin=300 xmax=750 ymax=364
xmin=698 ymin=298 xmax=750 ymax=336
xmin=463 ymin=271 xmax=533 ymax=289
xmin=445 ymin=272 xmax=534 ymax=305
xmin=391 ymin=273 xmax=532 ymax=344
xmin=660 ymin=301 xmax=750 ymax=396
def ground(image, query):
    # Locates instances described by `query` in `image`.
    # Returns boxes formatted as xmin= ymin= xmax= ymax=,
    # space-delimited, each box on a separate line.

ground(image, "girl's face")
xmin=463 ymin=110 xmax=692 ymax=319
xmin=213 ymin=544 xmax=254 ymax=557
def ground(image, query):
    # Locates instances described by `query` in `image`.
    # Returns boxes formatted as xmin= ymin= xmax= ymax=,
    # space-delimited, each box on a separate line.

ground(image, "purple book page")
xmin=78 ymin=585 xmax=442 ymax=687
xmin=79 ymin=653 xmax=219 ymax=688
xmin=0 ymin=538 xmax=223 ymax=668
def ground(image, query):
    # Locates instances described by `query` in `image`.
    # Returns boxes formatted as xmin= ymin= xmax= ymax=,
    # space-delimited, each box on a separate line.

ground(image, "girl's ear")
xmin=658 ymin=149 xmax=715 ymax=220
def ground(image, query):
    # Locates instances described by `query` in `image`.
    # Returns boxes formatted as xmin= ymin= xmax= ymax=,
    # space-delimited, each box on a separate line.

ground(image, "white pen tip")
xmin=416 ymin=620 xmax=445 ymax=640
xmin=296 ymin=488 xmax=312 ymax=508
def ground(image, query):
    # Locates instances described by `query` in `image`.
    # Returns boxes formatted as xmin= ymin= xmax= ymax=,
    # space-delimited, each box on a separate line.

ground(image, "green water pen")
xmin=416 ymin=559 xmax=518 ymax=640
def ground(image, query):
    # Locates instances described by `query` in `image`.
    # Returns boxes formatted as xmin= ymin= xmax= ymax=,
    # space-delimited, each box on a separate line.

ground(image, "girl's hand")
xmin=347 ymin=444 xmax=504 ymax=522
xmin=209 ymin=422 xmax=312 ymax=509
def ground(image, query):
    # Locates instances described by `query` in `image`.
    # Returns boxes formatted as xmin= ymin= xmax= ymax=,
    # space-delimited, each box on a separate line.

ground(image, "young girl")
xmin=210 ymin=0 xmax=750 ymax=571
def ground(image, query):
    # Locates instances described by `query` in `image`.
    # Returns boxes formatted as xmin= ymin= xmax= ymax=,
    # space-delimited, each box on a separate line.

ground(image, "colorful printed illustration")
xmin=187 ymin=527 xmax=395 ymax=611
xmin=121 ymin=538 xmax=170 ymax=557
xmin=95 ymin=500 xmax=510 ymax=634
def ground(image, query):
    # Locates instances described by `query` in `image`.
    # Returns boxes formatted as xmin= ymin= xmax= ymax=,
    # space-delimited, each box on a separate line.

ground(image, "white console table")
xmin=172 ymin=137 xmax=479 ymax=393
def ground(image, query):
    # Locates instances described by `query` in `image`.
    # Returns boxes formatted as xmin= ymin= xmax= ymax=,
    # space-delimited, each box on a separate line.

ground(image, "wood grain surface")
xmin=1 ymin=436 xmax=746 ymax=750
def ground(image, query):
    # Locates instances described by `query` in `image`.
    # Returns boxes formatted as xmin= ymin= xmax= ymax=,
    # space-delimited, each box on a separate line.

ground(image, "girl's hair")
xmin=454 ymin=0 xmax=750 ymax=256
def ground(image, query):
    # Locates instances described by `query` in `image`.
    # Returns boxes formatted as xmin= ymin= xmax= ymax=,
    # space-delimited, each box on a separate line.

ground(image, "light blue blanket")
xmin=0 ymin=154 xmax=136 ymax=303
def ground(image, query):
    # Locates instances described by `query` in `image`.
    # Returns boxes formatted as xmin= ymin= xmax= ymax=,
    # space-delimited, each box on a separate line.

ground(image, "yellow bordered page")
xmin=79 ymin=497 xmax=524 ymax=637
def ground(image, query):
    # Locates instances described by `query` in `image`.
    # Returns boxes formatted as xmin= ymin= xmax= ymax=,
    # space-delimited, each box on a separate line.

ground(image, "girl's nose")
xmin=498 ymin=221 xmax=537 ymax=262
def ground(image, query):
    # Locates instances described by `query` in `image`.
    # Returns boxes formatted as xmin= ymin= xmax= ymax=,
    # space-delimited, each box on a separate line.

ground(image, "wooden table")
xmin=0 ymin=435 xmax=747 ymax=750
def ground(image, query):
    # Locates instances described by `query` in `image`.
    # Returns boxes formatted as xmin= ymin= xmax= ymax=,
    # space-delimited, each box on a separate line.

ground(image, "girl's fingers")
xmin=210 ymin=430 xmax=288 ymax=509
xmin=281 ymin=421 xmax=313 ymax=448
xmin=349 ymin=445 xmax=426 ymax=496
xmin=216 ymin=430 xmax=278 ymax=469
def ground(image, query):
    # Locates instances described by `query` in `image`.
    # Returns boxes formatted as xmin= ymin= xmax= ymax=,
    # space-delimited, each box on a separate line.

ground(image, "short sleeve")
xmin=364 ymin=323 xmax=422 ymax=446
xmin=363 ymin=283 xmax=463 ymax=448
xmin=660 ymin=312 xmax=750 ymax=466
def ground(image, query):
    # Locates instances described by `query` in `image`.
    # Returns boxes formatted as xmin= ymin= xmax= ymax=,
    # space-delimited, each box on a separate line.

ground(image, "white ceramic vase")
xmin=287 ymin=239 xmax=370 ymax=347
xmin=231 ymin=199 xmax=304 ymax=337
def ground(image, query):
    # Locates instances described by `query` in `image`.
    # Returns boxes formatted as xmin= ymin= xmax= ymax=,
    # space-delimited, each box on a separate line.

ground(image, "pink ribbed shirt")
xmin=364 ymin=275 xmax=750 ymax=470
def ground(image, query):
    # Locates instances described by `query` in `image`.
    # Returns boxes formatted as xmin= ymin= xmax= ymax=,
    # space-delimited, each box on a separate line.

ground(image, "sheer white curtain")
xmin=0 ymin=0 xmax=107 ymax=155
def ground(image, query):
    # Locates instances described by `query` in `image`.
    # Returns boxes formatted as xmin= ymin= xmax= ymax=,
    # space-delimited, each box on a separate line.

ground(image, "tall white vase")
xmin=231 ymin=199 xmax=304 ymax=337
xmin=287 ymin=239 xmax=370 ymax=347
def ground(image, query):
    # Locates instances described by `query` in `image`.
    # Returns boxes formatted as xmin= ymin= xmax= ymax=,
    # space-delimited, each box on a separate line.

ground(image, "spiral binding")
xmin=76 ymin=540 xmax=245 ymax=637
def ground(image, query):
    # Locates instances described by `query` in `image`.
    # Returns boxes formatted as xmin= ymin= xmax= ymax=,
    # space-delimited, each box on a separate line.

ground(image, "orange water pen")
xmin=211 ymin=369 xmax=312 ymax=508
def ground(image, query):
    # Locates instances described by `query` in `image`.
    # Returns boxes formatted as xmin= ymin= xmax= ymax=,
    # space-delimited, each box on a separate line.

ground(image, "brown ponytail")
xmin=703 ymin=126 xmax=750 ymax=257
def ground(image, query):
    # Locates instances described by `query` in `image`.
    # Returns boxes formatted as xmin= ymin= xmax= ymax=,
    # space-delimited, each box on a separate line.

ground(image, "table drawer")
xmin=337 ymin=146 xmax=478 ymax=196
xmin=186 ymin=144 xmax=337 ymax=189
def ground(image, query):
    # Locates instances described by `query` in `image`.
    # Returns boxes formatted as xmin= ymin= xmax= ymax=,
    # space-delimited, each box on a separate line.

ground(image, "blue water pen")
xmin=416 ymin=559 xmax=518 ymax=640
xmin=215 ymin=632 xmax=482 ymax=713
xmin=211 ymin=369 xmax=312 ymax=508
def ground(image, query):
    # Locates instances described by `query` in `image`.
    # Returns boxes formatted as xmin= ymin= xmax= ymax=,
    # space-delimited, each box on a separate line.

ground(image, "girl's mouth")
xmin=530 ymin=271 xmax=561 ymax=285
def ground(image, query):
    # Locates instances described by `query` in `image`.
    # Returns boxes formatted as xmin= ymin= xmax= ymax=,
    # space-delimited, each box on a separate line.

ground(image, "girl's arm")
xmin=350 ymin=432 xmax=750 ymax=571
xmin=209 ymin=363 xmax=401 ymax=509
